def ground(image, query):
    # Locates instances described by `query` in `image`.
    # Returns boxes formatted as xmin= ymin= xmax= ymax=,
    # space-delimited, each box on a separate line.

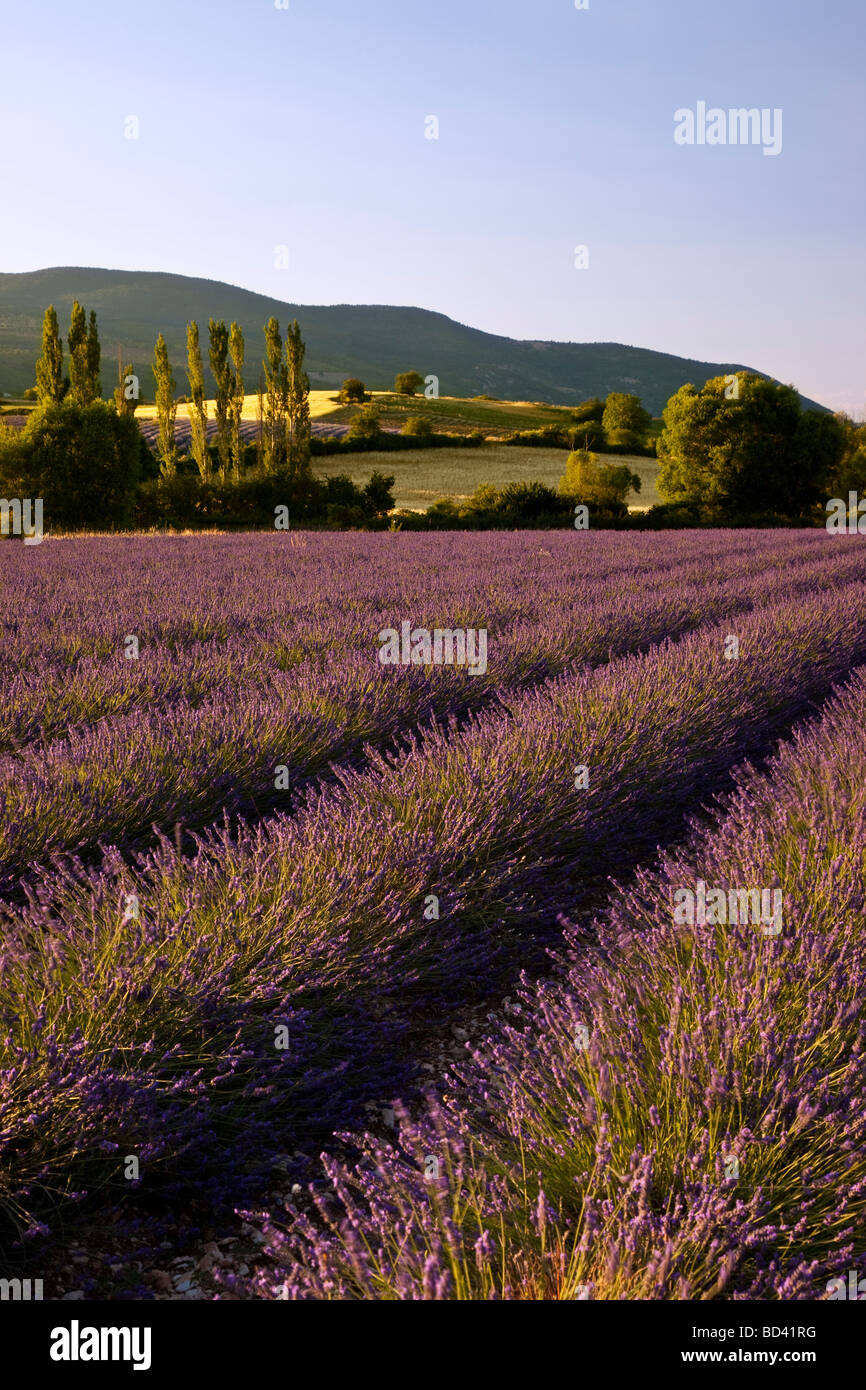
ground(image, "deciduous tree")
xmin=657 ymin=373 xmax=832 ymax=516
xmin=394 ymin=370 xmax=424 ymax=396
xmin=601 ymin=392 xmax=651 ymax=451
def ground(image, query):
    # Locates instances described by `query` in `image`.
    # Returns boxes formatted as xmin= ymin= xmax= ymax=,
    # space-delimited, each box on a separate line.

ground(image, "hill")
xmin=0 ymin=266 xmax=828 ymax=413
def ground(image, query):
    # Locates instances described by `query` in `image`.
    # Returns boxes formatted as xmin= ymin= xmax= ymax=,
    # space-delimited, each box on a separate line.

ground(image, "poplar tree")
xmin=286 ymin=319 xmax=311 ymax=479
xmin=262 ymin=317 xmax=288 ymax=473
xmin=86 ymin=310 xmax=102 ymax=401
xmin=186 ymin=321 xmax=209 ymax=479
xmin=208 ymin=319 xmax=232 ymax=480
xmin=114 ymin=359 xmax=137 ymax=416
xmin=255 ymin=372 xmax=265 ymax=473
xmin=68 ymin=301 xmax=89 ymax=405
xmin=153 ymin=333 xmax=178 ymax=477
xmin=229 ymin=322 xmax=245 ymax=479
xmin=35 ymin=305 xmax=64 ymax=404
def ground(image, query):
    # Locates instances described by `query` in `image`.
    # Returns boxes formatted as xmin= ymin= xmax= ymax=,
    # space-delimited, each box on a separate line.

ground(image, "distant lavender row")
xmin=2 ymin=532 xmax=860 ymax=880
xmin=251 ymin=665 xmax=866 ymax=1299
xmin=3 ymin=586 xmax=866 ymax=1230
xmin=1 ymin=559 xmax=836 ymax=880
xmin=7 ymin=529 xmax=741 ymax=672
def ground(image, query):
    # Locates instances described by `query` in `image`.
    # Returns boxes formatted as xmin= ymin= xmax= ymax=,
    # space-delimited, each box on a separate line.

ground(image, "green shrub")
xmin=568 ymin=418 xmax=604 ymax=451
xmin=0 ymin=401 xmax=142 ymax=530
xmin=339 ymin=378 xmax=368 ymax=404
xmin=503 ymin=425 xmax=570 ymax=448
xmin=401 ymin=415 xmax=434 ymax=440
xmin=496 ymin=480 xmax=567 ymax=523
xmin=558 ymin=450 xmax=641 ymax=508
xmin=571 ymin=397 xmax=605 ymax=423
xmin=345 ymin=405 xmax=384 ymax=446
xmin=394 ymin=371 xmax=425 ymax=396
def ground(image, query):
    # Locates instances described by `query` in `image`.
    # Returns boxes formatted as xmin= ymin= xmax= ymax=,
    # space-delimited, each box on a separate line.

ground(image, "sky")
xmin=1 ymin=0 xmax=864 ymax=413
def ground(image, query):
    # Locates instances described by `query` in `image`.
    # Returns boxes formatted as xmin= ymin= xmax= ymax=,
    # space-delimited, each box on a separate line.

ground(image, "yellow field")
xmin=314 ymin=446 xmax=662 ymax=513
xmin=135 ymin=390 xmax=346 ymax=423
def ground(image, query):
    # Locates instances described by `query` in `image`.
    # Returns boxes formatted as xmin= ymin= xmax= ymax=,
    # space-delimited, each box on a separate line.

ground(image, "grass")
xmin=314 ymin=445 xmax=663 ymax=512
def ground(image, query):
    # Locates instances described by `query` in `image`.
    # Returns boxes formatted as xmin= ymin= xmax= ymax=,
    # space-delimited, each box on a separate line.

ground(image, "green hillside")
xmin=0 ymin=266 xmax=828 ymax=413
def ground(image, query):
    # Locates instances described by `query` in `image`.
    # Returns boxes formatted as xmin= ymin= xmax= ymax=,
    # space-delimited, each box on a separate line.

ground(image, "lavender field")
xmin=2 ymin=530 xmax=865 ymax=1302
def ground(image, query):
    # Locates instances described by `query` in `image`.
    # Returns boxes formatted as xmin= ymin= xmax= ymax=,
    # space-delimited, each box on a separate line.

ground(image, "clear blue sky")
xmin=2 ymin=0 xmax=863 ymax=412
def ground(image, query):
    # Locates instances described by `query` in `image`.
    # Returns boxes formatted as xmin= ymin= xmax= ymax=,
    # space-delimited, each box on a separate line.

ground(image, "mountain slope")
xmin=0 ymin=267 xmax=827 ymax=413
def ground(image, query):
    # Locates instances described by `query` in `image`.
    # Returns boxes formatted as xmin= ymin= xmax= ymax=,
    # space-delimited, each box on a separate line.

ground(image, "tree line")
xmin=7 ymin=305 xmax=864 ymax=531
xmin=32 ymin=302 xmax=313 ymax=483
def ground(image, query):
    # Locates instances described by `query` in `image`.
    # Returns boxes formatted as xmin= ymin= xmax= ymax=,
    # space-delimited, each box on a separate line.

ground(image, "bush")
xmin=387 ymin=508 xmax=429 ymax=531
xmin=394 ymin=371 xmax=425 ymax=397
xmin=362 ymin=470 xmax=396 ymax=516
xmin=558 ymin=450 xmax=641 ymax=508
xmin=602 ymin=393 xmax=652 ymax=452
xmin=401 ymin=415 xmax=434 ymax=440
xmin=464 ymin=482 xmax=499 ymax=515
xmin=424 ymin=498 xmax=463 ymax=529
xmin=503 ymin=425 xmax=571 ymax=449
xmin=568 ymin=418 xmax=604 ymax=451
xmin=339 ymin=378 xmax=368 ymax=404
xmin=571 ymin=396 xmax=605 ymax=424
xmin=496 ymin=480 xmax=568 ymax=523
xmin=345 ymin=404 xmax=384 ymax=446
xmin=133 ymin=464 xmax=391 ymax=531
xmin=0 ymin=401 xmax=142 ymax=530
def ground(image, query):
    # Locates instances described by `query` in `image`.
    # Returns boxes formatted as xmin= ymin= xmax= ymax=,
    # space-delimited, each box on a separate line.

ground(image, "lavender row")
xmin=3 ymin=585 xmax=866 ymax=1233
xmin=3 ymin=532 xmax=864 ymax=752
xmin=2 ymin=539 xmax=864 ymax=877
xmin=0 ymin=584 xmax=786 ymax=882
xmin=250 ymin=664 xmax=866 ymax=1299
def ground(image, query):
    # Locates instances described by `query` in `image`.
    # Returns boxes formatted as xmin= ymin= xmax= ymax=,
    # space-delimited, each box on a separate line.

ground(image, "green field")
xmin=315 ymin=444 xmax=662 ymax=512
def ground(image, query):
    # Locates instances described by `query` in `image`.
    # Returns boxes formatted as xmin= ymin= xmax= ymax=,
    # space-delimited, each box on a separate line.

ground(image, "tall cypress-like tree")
xmin=86 ymin=310 xmax=102 ymax=401
xmin=255 ymin=371 xmax=265 ymax=473
xmin=35 ymin=305 xmax=64 ymax=404
xmin=186 ymin=321 xmax=209 ymax=480
xmin=68 ymin=301 xmax=90 ymax=405
xmin=262 ymin=317 xmax=288 ymax=474
xmin=229 ymin=322 xmax=245 ymax=479
xmin=153 ymin=333 xmax=178 ymax=477
xmin=114 ymin=358 xmax=137 ymax=416
xmin=208 ymin=319 xmax=232 ymax=481
xmin=286 ymin=319 xmax=311 ymax=479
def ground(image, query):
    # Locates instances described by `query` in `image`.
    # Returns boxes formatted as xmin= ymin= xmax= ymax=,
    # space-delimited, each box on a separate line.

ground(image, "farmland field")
xmin=314 ymin=445 xmax=663 ymax=511
xmin=1 ymin=529 xmax=865 ymax=1302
